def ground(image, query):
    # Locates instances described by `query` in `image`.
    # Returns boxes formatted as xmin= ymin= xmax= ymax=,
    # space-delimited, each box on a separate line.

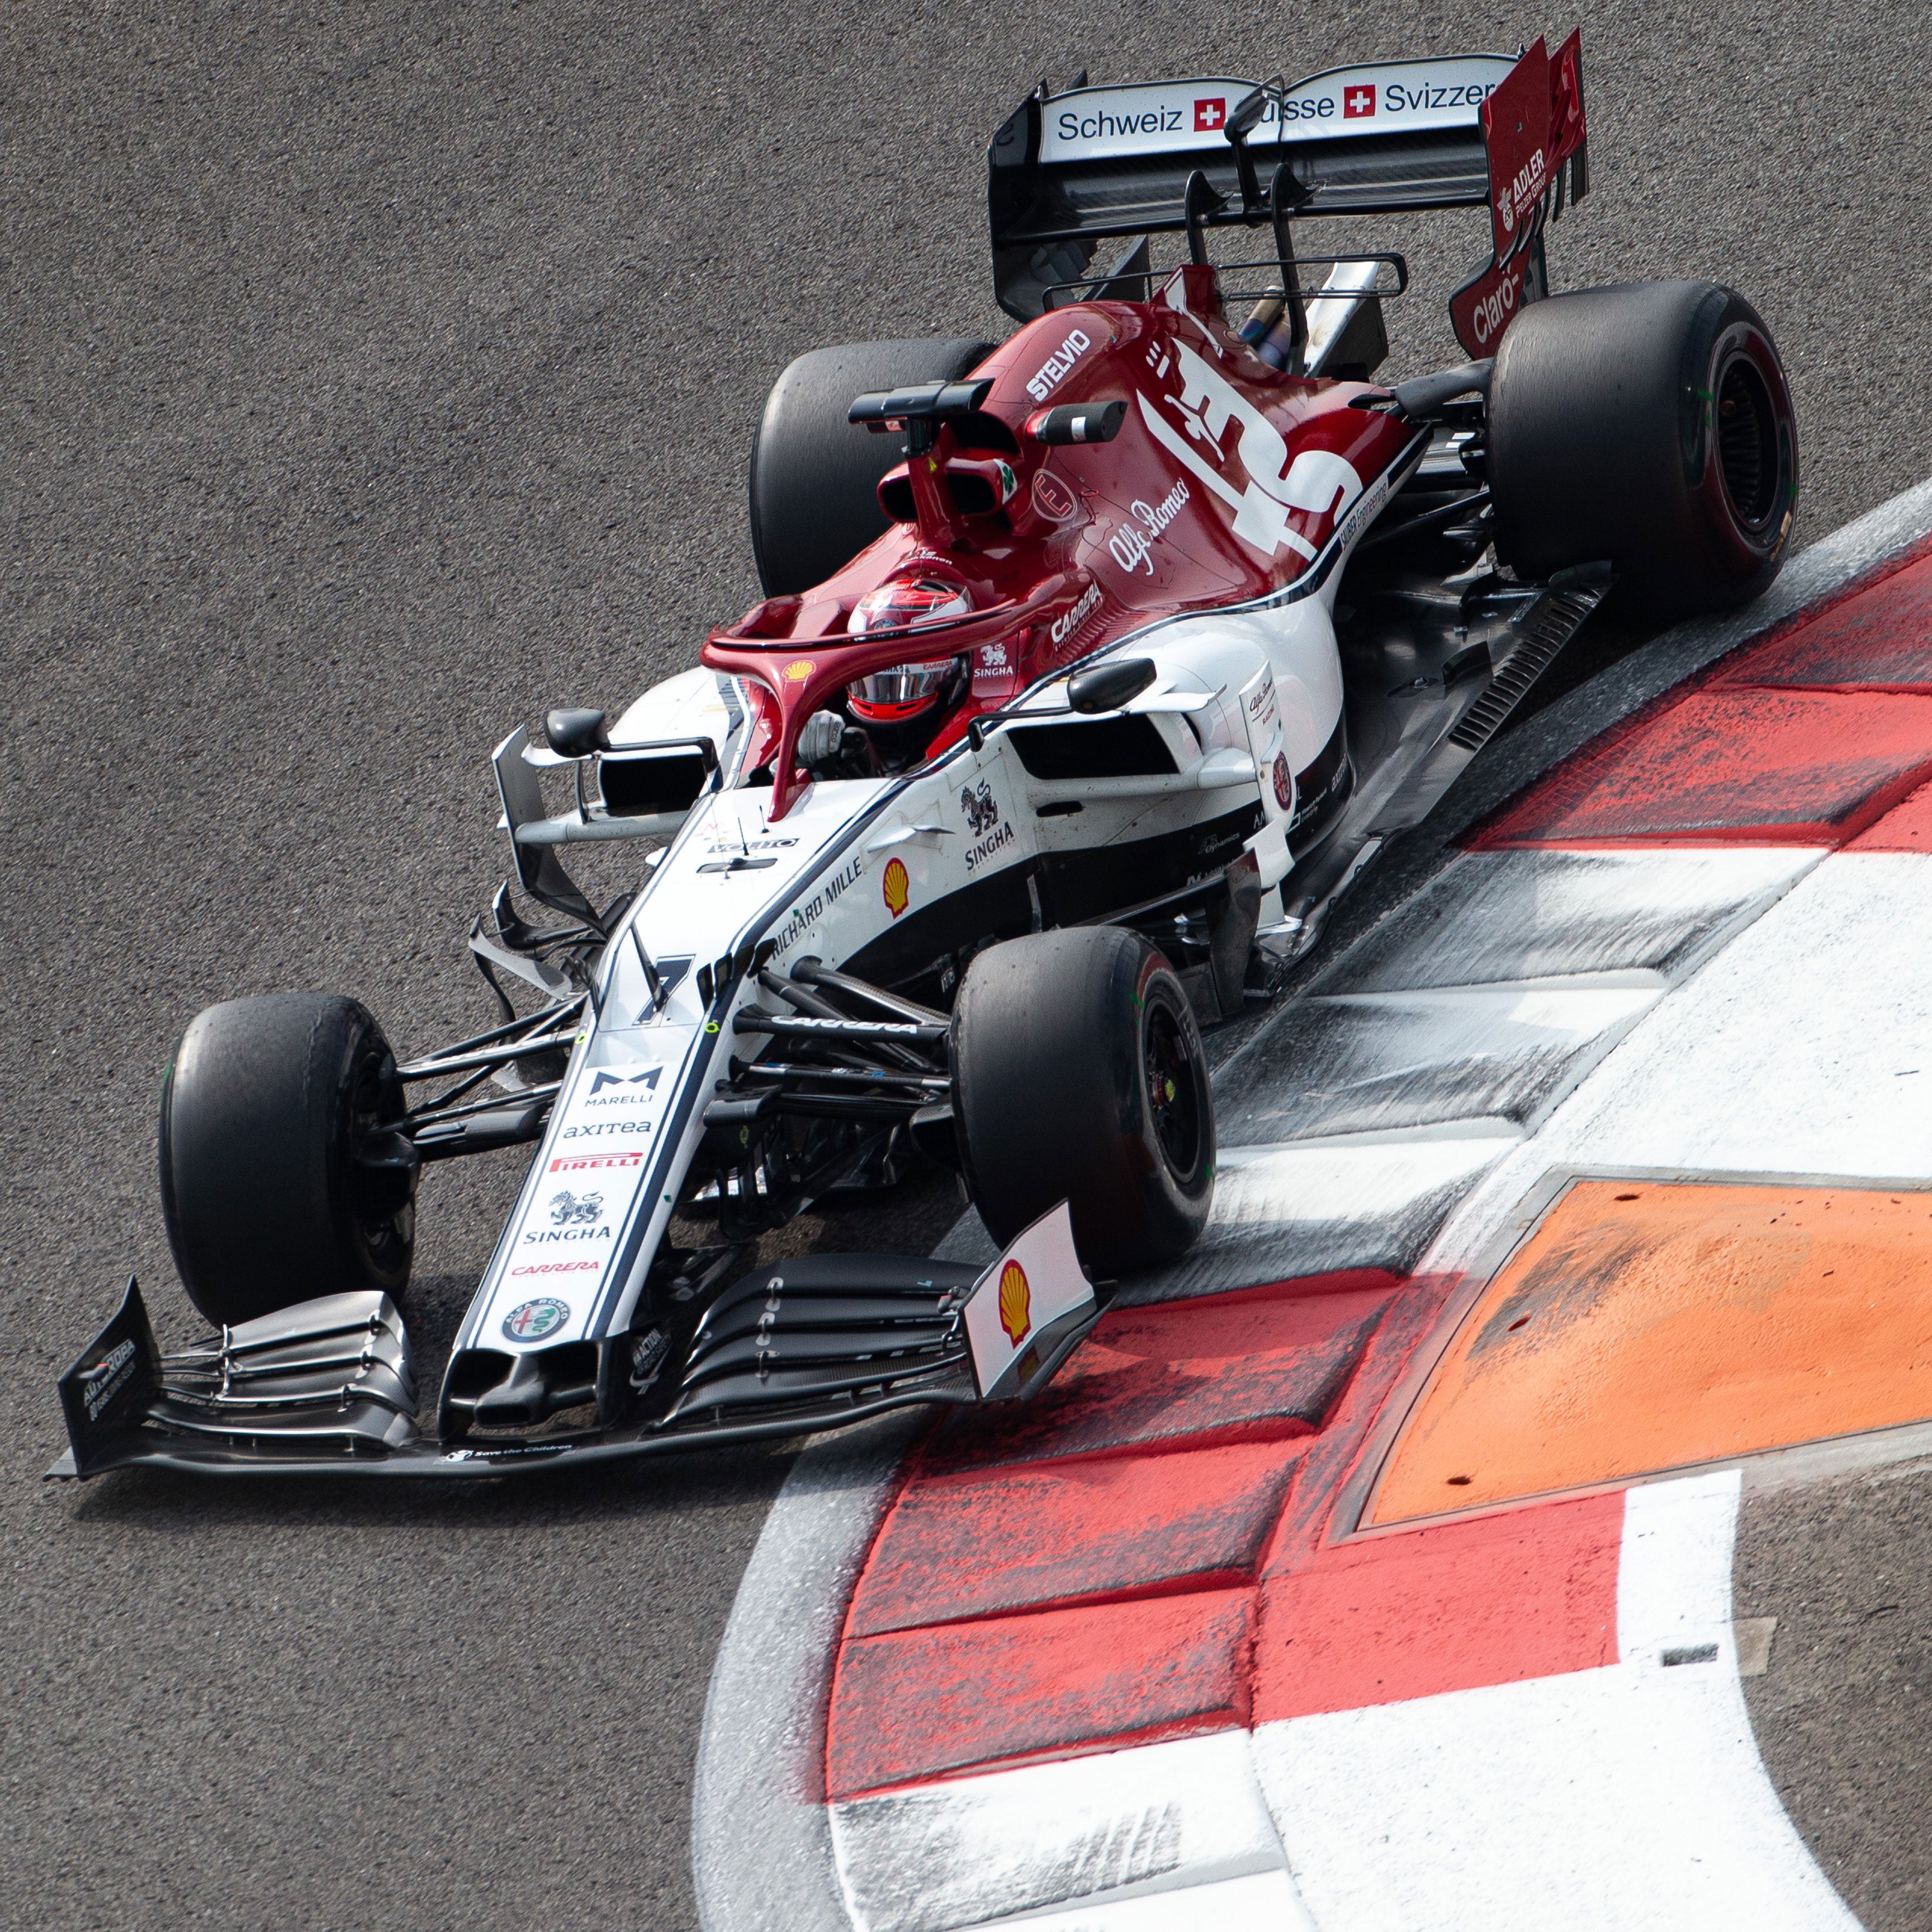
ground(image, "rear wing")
xmin=987 ymin=40 xmax=1589 ymax=330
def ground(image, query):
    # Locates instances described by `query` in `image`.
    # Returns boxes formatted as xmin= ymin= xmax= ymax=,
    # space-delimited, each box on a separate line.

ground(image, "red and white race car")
xmin=54 ymin=35 xmax=1798 ymax=1481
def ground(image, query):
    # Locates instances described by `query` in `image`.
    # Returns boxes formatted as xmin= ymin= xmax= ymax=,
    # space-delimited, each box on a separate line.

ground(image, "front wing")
xmin=46 ymin=1206 xmax=1098 ymax=1481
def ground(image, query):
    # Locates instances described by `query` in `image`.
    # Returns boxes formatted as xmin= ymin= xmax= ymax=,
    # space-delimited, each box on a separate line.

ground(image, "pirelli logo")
xmin=549 ymin=1152 xmax=645 ymax=1173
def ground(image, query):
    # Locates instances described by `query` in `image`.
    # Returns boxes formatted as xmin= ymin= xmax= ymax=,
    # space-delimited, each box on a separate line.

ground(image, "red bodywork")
xmin=704 ymin=262 xmax=1415 ymax=819
xmin=704 ymin=35 xmax=1593 ymax=818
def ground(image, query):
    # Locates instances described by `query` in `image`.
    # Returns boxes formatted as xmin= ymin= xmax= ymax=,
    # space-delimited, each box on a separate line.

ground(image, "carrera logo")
xmin=882 ymin=856 xmax=911 ymax=920
xmin=509 ymin=1260 xmax=602 ymax=1276
xmin=1138 ymin=341 xmax=1363 ymax=563
xmin=1050 ymin=581 xmax=1102 ymax=644
xmin=1025 ymin=328 xmax=1092 ymax=404
xmin=1194 ymin=97 xmax=1225 ymax=132
xmin=998 ymin=1259 xmax=1032 ymax=1347
xmin=1344 ymin=83 xmax=1376 ymax=118
xmin=549 ymin=1151 xmax=643 ymax=1173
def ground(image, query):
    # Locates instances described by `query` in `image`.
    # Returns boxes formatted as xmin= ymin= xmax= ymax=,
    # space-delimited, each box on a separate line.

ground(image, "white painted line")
xmin=1252 ymin=1475 xmax=1859 ymax=1932
xmin=693 ymin=1412 xmax=924 ymax=1932
xmin=1313 ymin=846 xmax=1822 ymax=995
xmin=830 ymin=1731 xmax=1299 ymax=1932
xmin=1218 ymin=977 xmax=1666 ymax=1145
xmin=958 ymin=1866 xmax=1310 ymax=1930
xmin=1114 ymin=1128 xmax=1520 ymax=1304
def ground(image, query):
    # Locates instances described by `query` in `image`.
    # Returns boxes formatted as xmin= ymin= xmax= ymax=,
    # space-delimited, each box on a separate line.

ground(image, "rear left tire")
xmin=160 ymin=992 xmax=416 ymax=1327
xmin=951 ymin=927 xmax=1214 ymax=1274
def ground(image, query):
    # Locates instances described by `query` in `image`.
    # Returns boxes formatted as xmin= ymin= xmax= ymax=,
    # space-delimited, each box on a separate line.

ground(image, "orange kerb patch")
xmin=1369 ymin=1180 xmax=1932 ymax=1525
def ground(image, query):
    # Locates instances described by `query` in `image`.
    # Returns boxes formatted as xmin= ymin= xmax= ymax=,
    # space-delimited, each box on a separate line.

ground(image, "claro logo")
xmin=1026 ymin=329 xmax=1092 ymax=404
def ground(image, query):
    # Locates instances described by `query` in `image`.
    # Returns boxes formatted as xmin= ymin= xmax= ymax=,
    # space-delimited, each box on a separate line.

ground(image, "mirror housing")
xmin=544 ymin=708 xmax=611 ymax=759
xmin=1067 ymin=657 xmax=1157 ymax=714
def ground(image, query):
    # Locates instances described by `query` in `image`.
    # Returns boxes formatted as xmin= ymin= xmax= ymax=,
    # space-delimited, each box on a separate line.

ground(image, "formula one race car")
xmin=53 ymin=34 xmax=1798 ymax=1480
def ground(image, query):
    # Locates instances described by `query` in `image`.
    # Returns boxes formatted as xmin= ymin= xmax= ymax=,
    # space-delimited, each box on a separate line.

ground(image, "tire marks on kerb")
xmin=701 ymin=494 xmax=1932 ymax=1929
xmin=826 ymin=1480 xmax=1859 ymax=1930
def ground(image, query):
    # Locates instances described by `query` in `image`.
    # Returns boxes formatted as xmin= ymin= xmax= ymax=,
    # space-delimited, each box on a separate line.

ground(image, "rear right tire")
xmin=748 ymin=337 xmax=993 ymax=597
xmin=1487 ymin=280 xmax=1798 ymax=618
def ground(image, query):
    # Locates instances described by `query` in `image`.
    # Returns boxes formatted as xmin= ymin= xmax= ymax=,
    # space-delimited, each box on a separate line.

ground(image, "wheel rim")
xmin=1144 ymin=1000 xmax=1204 ymax=1183
xmin=1715 ymin=352 xmax=1779 ymax=531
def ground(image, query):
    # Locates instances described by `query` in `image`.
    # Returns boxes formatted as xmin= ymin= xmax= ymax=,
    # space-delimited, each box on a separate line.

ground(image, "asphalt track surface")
xmin=7 ymin=4 xmax=1932 ymax=1928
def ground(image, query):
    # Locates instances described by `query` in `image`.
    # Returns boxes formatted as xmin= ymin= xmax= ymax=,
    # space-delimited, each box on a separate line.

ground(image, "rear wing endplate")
xmin=988 ymin=42 xmax=1588 ymax=324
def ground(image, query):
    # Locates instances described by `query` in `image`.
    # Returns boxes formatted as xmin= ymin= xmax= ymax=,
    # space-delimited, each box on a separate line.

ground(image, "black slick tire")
xmin=1488 ymin=280 xmax=1798 ymax=618
xmin=159 ymin=992 xmax=417 ymax=1327
xmin=748 ymin=337 xmax=993 ymax=597
xmin=951 ymin=927 xmax=1214 ymax=1273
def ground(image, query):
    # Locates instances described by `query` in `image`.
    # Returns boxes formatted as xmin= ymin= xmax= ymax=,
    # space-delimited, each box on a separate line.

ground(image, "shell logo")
xmin=882 ymin=856 xmax=911 ymax=920
xmin=781 ymin=659 xmax=815 ymax=683
xmin=998 ymin=1260 xmax=1032 ymax=1347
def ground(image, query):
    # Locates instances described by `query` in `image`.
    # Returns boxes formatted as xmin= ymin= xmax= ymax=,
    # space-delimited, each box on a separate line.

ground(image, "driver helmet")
xmin=846 ymin=577 xmax=971 ymax=725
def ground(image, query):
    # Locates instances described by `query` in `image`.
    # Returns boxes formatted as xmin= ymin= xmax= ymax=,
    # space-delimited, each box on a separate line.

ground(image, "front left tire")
xmin=160 ymin=992 xmax=416 ymax=1327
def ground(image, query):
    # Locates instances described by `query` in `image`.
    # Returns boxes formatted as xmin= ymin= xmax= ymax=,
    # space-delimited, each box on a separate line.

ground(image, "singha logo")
xmin=960 ymin=781 xmax=1001 ymax=838
xmin=550 ymin=1190 xmax=604 ymax=1226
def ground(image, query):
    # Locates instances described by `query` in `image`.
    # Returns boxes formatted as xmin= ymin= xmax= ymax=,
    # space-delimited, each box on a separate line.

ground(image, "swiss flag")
xmin=1344 ymin=83 xmax=1376 ymax=119
xmin=1194 ymin=97 xmax=1225 ymax=132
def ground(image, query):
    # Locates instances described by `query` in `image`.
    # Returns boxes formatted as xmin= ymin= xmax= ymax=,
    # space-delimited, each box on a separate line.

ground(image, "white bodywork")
xmin=453 ymin=579 xmax=1348 ymax=1363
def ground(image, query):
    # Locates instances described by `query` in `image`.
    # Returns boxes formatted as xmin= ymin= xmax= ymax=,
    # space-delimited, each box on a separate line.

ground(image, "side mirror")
xmin=544 ymin=708 xmax=611 ymax=759
xmin=1067 ymin=657 xmax=1157 ymax=714
xmin=1026 ymin=399 xmax=1127 ymax=446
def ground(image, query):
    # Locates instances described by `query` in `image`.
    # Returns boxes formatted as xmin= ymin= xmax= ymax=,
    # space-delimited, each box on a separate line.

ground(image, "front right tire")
xmin=951 ymin=927 xmax=1214 ymax=1275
